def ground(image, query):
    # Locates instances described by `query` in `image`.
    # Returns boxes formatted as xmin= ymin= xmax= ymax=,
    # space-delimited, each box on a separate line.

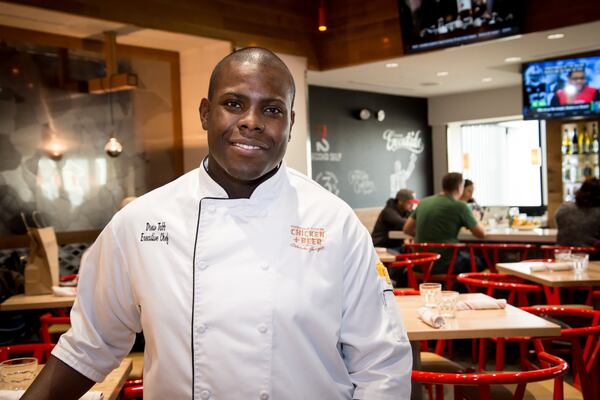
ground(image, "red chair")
xmin=39 ymin=313 xmax=71 ymax=344
xmin=122 ymin=383 xmax=144 ymax=399
xmin=0 ymin=343 xmax=55 ymax=363
xmin=388 ymin=252 xmax=441 ymax=290
xmin=404 ymin=243 xmax=467 ymax=290
xmin=457 ymin=272 xmax=543 ymax=369
xmin=457 ymin=272 xmax=543 ymax=307
xmin=518 ymin=306 xmax=600 ymax=400
xmin=540 ymin=245 xmax=597 ymax=259
xmin=467 ymin=243 xmax=535 ymax=273
xmin=411 ymin=351 xmax=568 ymax=400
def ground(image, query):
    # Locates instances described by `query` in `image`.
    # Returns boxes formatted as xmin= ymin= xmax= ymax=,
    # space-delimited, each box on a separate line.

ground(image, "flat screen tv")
xmin=398 ymin=0 xmax=523 ymax=53
xmin=522 ymin=54 xmax=600 ymax=120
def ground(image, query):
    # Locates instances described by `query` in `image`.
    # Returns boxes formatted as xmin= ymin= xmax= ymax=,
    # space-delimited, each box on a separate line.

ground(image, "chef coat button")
xmin=198 ymin=324 xmax=207 ymax=334
xmin=260 ymin=263 xmax=269 ymax=271
xmin=259 ymin=391 xmax=269 ymax=400
xmin=198 ymin=262 xmax=209 ymax=270
xmin=200 ymin=390 xmax=210 ymax=399
xmin=257 ymin=323 xmax=268 ymax=334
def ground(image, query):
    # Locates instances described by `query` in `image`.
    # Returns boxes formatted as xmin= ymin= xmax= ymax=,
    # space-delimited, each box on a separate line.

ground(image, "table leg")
xmin=410 ymin=340 xmax=422 ymax=400
xmin=543 ymin=286 xmax=561 ymax=305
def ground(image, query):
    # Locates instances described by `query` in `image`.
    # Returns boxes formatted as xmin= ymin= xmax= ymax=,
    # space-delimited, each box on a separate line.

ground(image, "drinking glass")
xmin=571 ymin=252 xmax=589 ymax=272
xmin=0 ymin=357 xmax=38 ymax=390
xmin=437 ymin=291 xmax=459 ymax=318
xmin=419 ymin=282 xmax=441 ymax=308
xmin=554 ymin=249 xmax=572 ymax=262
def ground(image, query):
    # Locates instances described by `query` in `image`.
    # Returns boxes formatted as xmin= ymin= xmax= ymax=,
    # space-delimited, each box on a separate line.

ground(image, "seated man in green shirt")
xmin=403 ymin=172 xmax=485 ymax=275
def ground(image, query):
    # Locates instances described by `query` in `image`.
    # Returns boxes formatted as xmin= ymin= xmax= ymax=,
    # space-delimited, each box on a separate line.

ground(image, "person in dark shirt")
xmin=555 ymin=178 xmax=600 ymax=253
xmin=372 ymin=188 xmax=418 ymax=249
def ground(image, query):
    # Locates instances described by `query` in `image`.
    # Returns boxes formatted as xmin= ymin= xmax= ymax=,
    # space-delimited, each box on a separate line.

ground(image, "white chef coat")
xmin=53 ymin=160 xmax=412 ymax=400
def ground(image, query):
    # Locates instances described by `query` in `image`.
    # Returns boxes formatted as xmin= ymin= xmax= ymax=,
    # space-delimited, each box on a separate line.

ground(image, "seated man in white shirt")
xmin=23 ymin=47 xmax=412 ymax=400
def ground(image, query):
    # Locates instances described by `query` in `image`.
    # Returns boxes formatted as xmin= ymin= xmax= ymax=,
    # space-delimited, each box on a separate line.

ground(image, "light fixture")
xmin=385 ymin=62 xmax=398 ymax=68
xmin=481 ymin=77 xmax=493 ymax=83
xmin=547 ymin=33 xmax=564 ymax=40
xmin=318 ymin=0 xmax=327 ymax=32
xmin=504 ymin=56 xmax=522 ymax=63
xmin=104 ymin=62 xmax=123 ymax=158
xmin=45 ymin=133 xmax=64 ymax=161
xmin=104 ymin=32 xmax=123 ymax=157
xmin=436 ymin=71 xmax=449 ymax=77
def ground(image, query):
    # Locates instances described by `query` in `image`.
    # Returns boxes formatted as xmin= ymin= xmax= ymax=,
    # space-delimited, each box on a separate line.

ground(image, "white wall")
xmin=428 ymin=85 xmax=523 ymax=192
xmin=179 ymin=42 xmax=232 ymax=171
xmin=277 ymin=53 xmax=309 ymax=175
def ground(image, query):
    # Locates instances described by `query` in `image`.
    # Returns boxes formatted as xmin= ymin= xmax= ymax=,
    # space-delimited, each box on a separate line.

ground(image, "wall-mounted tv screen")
xmin=398 ymin=0 xmax=523 ymax=53
xmin=522 ymin=55 xmax=600 ymax=120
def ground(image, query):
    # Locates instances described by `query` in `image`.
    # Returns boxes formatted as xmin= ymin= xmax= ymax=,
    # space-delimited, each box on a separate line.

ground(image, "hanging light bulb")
xmin=104 ymin=70 xmax=123 ymax=158
xmin=43 ymin=127 xmax=64 ymax=161
xmin=318 ymin=0 xmax=327 ymax=32
xmin=105 ymin=134 xmax=123 ymax=157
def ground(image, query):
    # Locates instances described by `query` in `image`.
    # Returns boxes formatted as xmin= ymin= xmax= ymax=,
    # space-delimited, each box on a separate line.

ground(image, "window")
xmin=447 ymin=119 xmax=544 ymax=207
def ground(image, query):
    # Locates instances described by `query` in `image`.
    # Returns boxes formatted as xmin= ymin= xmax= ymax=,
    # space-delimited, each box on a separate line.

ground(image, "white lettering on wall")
xmin=382 ymin=129 xmax=424 ymax=153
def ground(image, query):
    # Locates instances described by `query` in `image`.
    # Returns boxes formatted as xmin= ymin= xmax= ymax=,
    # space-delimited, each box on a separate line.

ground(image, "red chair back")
xmin=0 ymin=343 xmax=55 ymax=363
xmin=404 ymin=243 xmax=467 ymax=290
xmin=389 ymin=252 xmax=441 ymax=290
xmin=39 ymin=313 xmax=71 ymax=344
xmin=467 ymin=243 xmax=535 ymax=272
xmin=540 ymin=245 xmax=597 ymax=259
xmin=520 ymin=306 xmax=600 ymax=400
xmin=411 ymin=351 xmax=568 ymax=400
xmin=122 ymin=384 xmax=144 ymax=399
xmin=457 ymin=272 xmax=543 ymax=306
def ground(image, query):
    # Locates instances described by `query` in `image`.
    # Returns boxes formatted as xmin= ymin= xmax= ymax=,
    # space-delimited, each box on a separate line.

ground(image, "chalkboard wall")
xmin=308 ymin=86 xmax=432 ymax=208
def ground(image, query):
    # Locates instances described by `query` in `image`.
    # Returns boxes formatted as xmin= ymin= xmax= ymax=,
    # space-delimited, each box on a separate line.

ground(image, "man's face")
xmin=399 ymin=200 xmax=416 ymax=213
xmin=569 ymin=71 xmax=586 ymax=92
xmin=200 ymin=60 xmax=295 ymax=183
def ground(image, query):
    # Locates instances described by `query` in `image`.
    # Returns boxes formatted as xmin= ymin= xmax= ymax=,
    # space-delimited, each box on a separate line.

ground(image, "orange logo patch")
xmin=290 ymin=226 xmax=325 ymax=252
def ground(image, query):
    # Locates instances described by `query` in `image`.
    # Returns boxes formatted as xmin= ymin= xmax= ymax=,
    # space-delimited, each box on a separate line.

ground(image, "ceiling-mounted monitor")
xmin=522 ymin=54 xmax=600 ymax=120
xmin=398 ymin=0 xmax=523 ymax=53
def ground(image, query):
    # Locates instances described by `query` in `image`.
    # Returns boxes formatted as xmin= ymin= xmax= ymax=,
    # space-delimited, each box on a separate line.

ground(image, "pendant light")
xmin=104 ymin=77 xmax=123 ymax=157
xmin=318 ymin=0 xmax=327 ymax=32
xmin=102 ymin=32 xmax=123 ymax=158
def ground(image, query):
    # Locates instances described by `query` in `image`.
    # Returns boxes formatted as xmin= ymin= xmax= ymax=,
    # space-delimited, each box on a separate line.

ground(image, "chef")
xmin=23 ymin=47 xmax=412 ymax=400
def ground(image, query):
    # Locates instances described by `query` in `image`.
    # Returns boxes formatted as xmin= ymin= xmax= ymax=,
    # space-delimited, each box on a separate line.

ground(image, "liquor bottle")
xmin=592 ymin=122 xmax=599 ymax=154
xmin=593 ymin=160 xmax=600 ymax=178
xmin=562 ymin=129 xmax=572 ymax=155
xmin=582 ymin=126 xmax=591 ymax=154
xmin=582 ymin=161 xmax=593 ymax=179
xmin=572 ymin=128 xmax=579 ymax=154
xmin=456 ymin=0 xmax=473 ymax=28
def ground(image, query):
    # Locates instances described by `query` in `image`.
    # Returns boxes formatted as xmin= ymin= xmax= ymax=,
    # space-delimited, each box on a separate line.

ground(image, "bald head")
xmin=208 ymin=47 xmax=296 ymax=107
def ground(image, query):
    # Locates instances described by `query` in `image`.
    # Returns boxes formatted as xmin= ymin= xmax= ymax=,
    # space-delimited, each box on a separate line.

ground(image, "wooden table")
xmin=0 ymin=358 xmax=132 ymax=400
xmin=375 ymin=247 xmax=397 ymax=263
xmin=0 ymin=294 xmax=75 ymax=312
xmin=396 ymin=293 xmax=560 ymax=399
xmin=389 ymin=228 xmax=557 ymax=244
xmin=396 ymin=292 xmax=561 ymax=341
xmin=497 ymin=261 xmax=600 ymax=304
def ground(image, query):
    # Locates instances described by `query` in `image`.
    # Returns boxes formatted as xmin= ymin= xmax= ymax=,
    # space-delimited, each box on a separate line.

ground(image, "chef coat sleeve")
xmin=341 ymin=218 xmax=412 ymax=400
xmin=52 ymin=219 xmax=141 ymax=382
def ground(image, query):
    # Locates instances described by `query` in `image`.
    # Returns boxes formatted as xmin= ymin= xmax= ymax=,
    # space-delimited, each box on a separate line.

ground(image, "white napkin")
xmin=456 ymin=298 xmax=507 ymax=310
xmin=52 ymin=286 xmax=77 ymax=297
xmin=530 ymin=262 xmax=573 ymax=272
xmin=0 ymin=390 xmax=102 ymax=399
xmin=417 ymin=307 xmax=445 ymax=328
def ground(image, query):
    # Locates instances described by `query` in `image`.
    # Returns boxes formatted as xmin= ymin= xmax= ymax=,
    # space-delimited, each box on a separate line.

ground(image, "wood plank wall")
xmin=5 ymin=0 xmax=600 ymax=70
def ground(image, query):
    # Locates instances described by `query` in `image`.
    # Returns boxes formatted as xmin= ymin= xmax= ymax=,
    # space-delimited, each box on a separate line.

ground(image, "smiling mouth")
xmin=232 ymin=142 xmax=264 ymax=151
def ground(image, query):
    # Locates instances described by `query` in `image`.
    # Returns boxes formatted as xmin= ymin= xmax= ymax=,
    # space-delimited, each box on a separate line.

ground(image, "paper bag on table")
xmin=24 ymin=226 xmax=59 ymax=296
